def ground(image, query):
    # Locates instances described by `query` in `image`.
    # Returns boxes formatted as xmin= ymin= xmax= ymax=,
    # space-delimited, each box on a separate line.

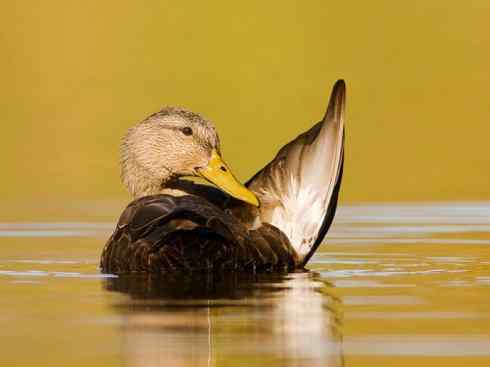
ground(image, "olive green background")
xmin=2 ymin=1 xmax=489 ymax=202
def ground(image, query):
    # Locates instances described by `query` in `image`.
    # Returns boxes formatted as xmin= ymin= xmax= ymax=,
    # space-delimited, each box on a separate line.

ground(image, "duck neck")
xmin=121 ymin=158 xmax=174 ymax=199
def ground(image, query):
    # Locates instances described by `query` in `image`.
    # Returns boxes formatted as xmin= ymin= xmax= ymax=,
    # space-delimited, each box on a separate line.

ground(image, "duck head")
xmin=120 ymin=107 xmax=259 ymax=206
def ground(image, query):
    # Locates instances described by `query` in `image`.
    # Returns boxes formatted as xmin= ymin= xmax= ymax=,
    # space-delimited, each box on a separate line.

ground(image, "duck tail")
xmin=247 ymin=80 xmax=345 ymax=266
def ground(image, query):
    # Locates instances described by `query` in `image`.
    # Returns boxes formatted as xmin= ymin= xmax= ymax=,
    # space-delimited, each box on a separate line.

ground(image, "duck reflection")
xmin=104 ymin=271 xmax=343 ymax=367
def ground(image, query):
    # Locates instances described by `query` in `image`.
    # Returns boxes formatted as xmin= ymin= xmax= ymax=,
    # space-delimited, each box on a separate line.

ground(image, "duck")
xmin=100 ymin=79 xmax=345 ymax=274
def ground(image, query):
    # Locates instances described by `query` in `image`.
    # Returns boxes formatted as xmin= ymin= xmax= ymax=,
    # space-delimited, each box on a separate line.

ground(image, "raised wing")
xmin=246 ymin=80 xmax=345 ymax=265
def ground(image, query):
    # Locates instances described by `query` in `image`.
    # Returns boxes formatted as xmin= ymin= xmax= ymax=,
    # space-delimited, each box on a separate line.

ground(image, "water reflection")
xmin=104 ymin=271 xmax=343 ymax=367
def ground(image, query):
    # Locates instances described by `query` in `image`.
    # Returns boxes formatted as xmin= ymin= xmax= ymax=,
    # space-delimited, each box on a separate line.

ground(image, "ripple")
xmin=349 ymin=311 xmax=490 ymax=319
xmin=0 ymin=222 xmax=114 ymax=229
xmin=320 ymin=268 xmax=467 ymax=278
xmin=4 ymin=259 xmax=95 ymax=265
xmin=336 ymin=202 xmax=490 ymax=225
xmin=0 ymin=230 xmax=112 ymax=238
xmin=333 ymin=280 xmax=415 ymax=288
xmin=343 ymin=335 xmax=490 ymax=356
xmin=326 ymin=238 xmax=490 ymax=245
xmin=0 ymin=222 xmax=113 ymax=237
xmin=0 ymin=270 xmax=116 ymax=279
xmin=343 ymin=295 xmax=425 ymax=305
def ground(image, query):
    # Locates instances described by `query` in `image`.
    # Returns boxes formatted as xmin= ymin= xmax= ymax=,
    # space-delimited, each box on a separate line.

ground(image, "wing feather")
xmin=245 ymin=80 xmax=346 ymax=264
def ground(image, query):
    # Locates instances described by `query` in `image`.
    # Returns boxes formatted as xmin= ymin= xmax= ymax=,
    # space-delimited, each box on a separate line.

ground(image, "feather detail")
xmin=245 ymin=80 xmax=345 ymax=264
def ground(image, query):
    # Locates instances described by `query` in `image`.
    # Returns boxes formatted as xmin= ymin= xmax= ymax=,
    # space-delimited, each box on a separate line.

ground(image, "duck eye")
xmin=181 ymin=127 xmax=193 ymax=136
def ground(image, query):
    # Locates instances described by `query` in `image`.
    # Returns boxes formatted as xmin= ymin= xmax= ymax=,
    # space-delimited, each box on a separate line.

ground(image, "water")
xmin=1 ymin=202 xmax=490 ymax=366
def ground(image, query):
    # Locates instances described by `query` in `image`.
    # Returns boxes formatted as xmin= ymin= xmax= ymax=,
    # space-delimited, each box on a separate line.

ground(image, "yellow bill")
xmin=198 ymin=149 xmax=260 ymax=207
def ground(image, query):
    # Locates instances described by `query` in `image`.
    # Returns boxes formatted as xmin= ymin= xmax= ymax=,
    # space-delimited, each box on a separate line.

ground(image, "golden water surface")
xmin=1 ymin=203 xmax=490 ymax=366
xmin=1 ymin=1 xmax=490 ymax=366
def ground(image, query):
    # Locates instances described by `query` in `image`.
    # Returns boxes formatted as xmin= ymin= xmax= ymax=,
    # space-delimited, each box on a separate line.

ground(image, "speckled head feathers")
xmin=121 ymin=107 xmax=221 ymax=198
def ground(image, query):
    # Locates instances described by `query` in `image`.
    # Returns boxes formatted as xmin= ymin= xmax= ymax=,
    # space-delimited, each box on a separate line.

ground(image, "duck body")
xmin=101 ymin=193 xmax=299 ymax=273
xmin=100 ymin=80 xmax=345 ymax=274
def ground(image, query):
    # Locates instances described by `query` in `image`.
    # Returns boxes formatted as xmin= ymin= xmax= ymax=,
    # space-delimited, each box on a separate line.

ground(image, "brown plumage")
xmin=100 ymin=194 xmax=298 ymax=273
xmin=101 ymin=80 xmax=346 ymax=274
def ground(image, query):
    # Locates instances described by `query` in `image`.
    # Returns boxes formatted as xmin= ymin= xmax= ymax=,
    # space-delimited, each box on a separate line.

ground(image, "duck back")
xmin=100 ymin=194 xmax=298 ymax=273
